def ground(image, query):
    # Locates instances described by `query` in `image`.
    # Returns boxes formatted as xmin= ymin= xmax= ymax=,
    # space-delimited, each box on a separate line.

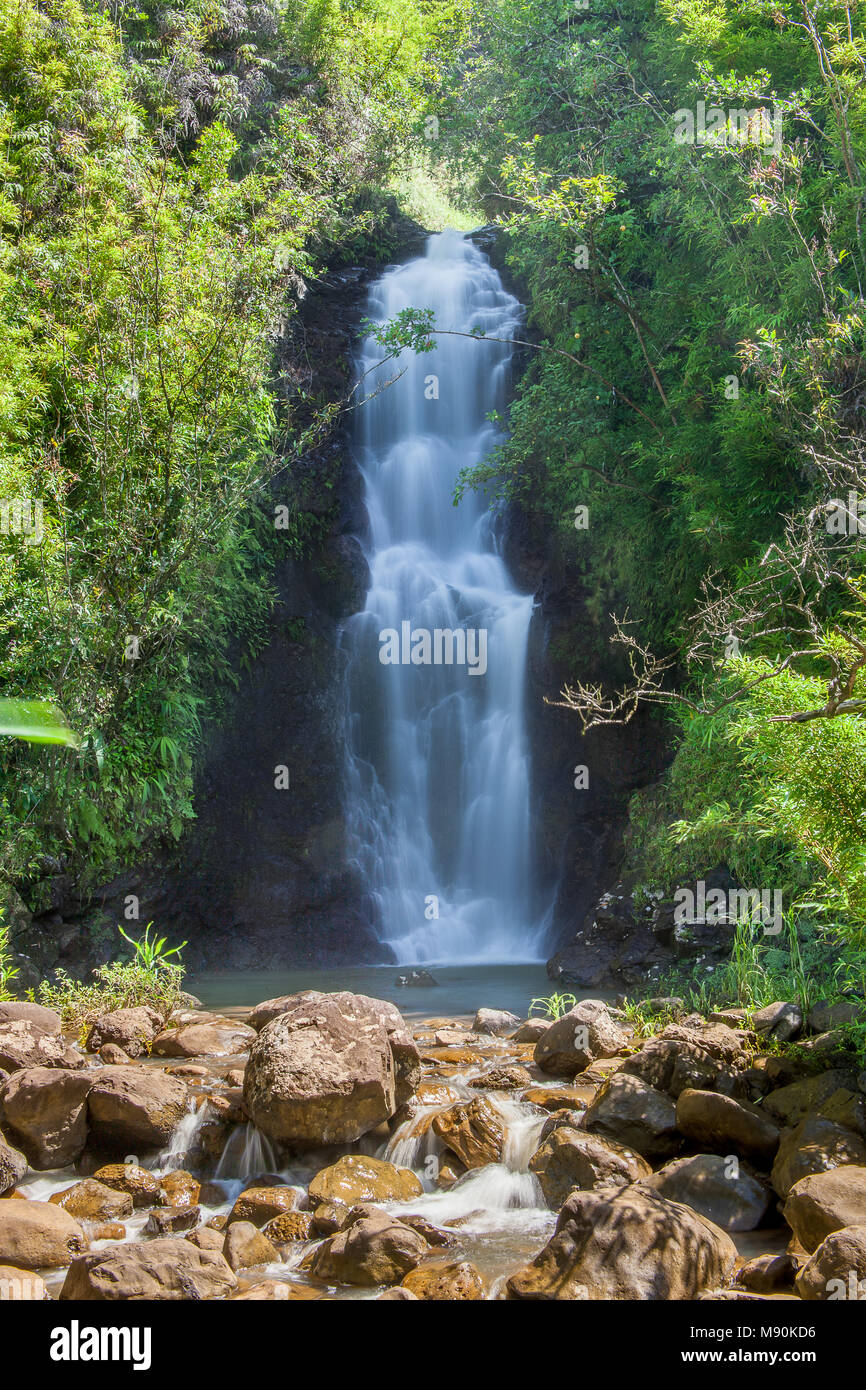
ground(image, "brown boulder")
xmin=0 ymin=1067 xmax=92 ymax=1167
xmin=784 ymin=1166 xmax=866 ymax=1252
xmin=530 ymin=1129 xmax=650 ymax=1209
xmin=158 ymin=1169 xmax=201 ymax=1208
xmin=143 ymin=1205 xmax=200 ymax=1236
xmin=640 ymin=1154 xmax=771 ymax=1231
xmin=262 ymin=1211 xmax=313 ymax=1243
xmin=0 ymin=1003 xmax=61 ymax=1034
xmin=522 ymin=1086 xmax=592 ymax=1113
xmin=534 ymin=1001 xmax=628 ymax=1077
xmin=87 ymin=1066 xmax=189 ymax=1150
xmin=0 ymin=1133 xmax=26 ymax=1196
xmin=472 ymin=1008 xmax=520 ymax=1036
xmin=0 ymin=1198 xmax=87 ymax=1269
xmin=621 ymin=1037 xmax=726 ymax=1098
xmin=223 ymin=1220 xmax=279 ymax=1271
xmin=676 ymin=1089 xmax=780 ymax=1166
xmin=771 ymin=1116 xmax=866 ymax=1197
xmin=245 ymin=992 xmax=322 ymax=1031
xmin=763 ymin=1070 xmax=856 ymax=1127
xmin=795 ymin=1225 xmax=866 ymax=1300
xmin=512 ymin=1019 xmax=552 ymax=1044
xmin=228 ymin=1186 xmax=300 ymax=1227
xmin=93 ymin=1163 xmax=160 ymax=1208
xmin=467 ymin=1065 xmax=533 ymax=1091
xmin=49 ymin=1180 xmax=133 ymax=1222
xmin=85 ymin=1006 xmax=162 ymax=1058
xmin=308 ymin=1155 xmax=422 ymax=1206
xmin=506 ymin=1185 xmax=736 ymax=1300
xmin=60 ymin=1237 xmax=237 ymax=1299
xmin=187 ymin=1226 xmax=226 ymax=1252
xmin=0 ymin=1020 xmax=83 ymax=1073
xmin=243 ymin=995 xmax=399 ymax=1147
xmin=583 ymin=1074 xmax=681 ymax=1159
xmin=307 ymin=1209 xmax=428 ymax=1286
xmin=401 ymin=1257 xmax=485 ymax=1299
xmin=432 ymin=1096 xmax=504 ymax=1169
xmin=659 ymin=1022 xmax=745 ymax=1064
xmin=736 ymin=1253 xmax=800 ymax=1293
xmin=151 ymin=1021 xmax=256 ymax=1058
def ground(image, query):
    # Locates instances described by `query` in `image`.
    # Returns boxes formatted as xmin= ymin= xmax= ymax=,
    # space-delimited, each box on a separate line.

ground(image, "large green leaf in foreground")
xmin=0 ymin=699 xmax=81 ymax=748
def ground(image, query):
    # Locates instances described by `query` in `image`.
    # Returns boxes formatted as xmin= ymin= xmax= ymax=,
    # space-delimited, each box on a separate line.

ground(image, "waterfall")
xmin=344 ymin=229 xmax=544 ymax=963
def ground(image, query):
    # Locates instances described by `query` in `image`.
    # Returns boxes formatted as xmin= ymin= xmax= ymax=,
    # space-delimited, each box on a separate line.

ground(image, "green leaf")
xmin=0 ymin=699 xmax=81 ymax=748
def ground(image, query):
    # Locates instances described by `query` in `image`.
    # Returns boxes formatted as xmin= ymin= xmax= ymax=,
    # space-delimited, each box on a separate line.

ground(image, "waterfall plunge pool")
xmin=186 ymin=962 xmax=563 ymax=1021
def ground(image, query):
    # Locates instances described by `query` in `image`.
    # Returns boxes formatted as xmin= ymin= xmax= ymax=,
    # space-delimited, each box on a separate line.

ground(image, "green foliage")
xmin=0 ymin=0 xmax=459 ymax=900
xmin=0 ymin=700 xmax=80 ymax=748
xmin=0 ymin=919 xmax=19 ymax=999
xmin=31 ymin=958 xmax=191 ymax=1032
xmin=656 ymin=913 xmax=863 ymax=1020
xmin=117 ymin=921 xmax=187 ymax=974
xmin=529 ymin=991 xmax=577 ymax=1020
xmin=431 ymin=0 xmax=866 ymax=670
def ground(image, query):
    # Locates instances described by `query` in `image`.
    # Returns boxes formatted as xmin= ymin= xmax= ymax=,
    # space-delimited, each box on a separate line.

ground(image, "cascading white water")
xmin=344 ymin=230 xmax=544 ymax=963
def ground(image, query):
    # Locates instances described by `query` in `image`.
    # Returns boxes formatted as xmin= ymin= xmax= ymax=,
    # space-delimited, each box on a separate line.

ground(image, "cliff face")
xmin=502 ymin=503 xmax=671 ymax=970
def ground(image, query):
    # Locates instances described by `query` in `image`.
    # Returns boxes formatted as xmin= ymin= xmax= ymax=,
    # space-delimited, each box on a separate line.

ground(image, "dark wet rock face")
xmin=546 ymin=868 xmax=742 ymax=991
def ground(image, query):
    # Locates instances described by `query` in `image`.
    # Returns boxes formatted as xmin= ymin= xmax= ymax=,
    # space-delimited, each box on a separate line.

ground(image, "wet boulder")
xmin=93 ymin=1163 xmax=161 ymax=1208
xmin=308 ymin=1155 xmax=422 ymax=1206
xmin=228 ymin=1185 xmax=301 ymax=1227
xmin=223 ymin=1220 xmax=279 ymax=1272
xmin=0 ymin=1133 xmax=26 ymax=1195
xmin=48 ymin=1180 xmax=133 ymax=1223
xmin=401 ymin=1257 xmax=485 ymax=1299
xmin=307 ymin=1208 xmax=428 ymax=1287
xmin=432 ymin=1096 xmax=504 ymax=1169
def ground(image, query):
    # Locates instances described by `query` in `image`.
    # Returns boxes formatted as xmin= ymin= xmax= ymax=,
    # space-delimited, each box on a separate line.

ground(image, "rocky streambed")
xmin=1 ymin=992 xmax=866 ymax=1300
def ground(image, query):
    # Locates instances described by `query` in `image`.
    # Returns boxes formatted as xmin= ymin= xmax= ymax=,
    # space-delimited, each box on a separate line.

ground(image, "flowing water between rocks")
xmin=20 ymin=1018 xmax=564 ymax=1300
